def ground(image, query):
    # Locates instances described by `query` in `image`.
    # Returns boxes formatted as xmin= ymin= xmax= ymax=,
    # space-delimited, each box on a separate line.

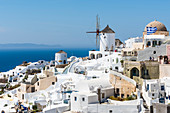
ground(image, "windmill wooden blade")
xmin=96 ymin=34 xmax=98 ymax=48
xmin=86 ymin=15 xmax=101 ymax=49
xmin=86 ymin=31 xmax=97 ymax=33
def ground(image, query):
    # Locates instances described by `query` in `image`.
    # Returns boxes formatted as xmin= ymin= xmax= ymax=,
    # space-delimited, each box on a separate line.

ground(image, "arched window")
xmin=96 ymin=54 xmax=102 ymax=59
xmin=116 ymin=58 xmax=119 ymax=63
xmin=158 ymin=41 xmax=162 ymax=45
xmin=90 ymin=54 xmax=95 ymax=59
xmin=152 ymin=40 xmax=157 ymax=47
xmin=146 ymin=41 xmax=151 ymax=47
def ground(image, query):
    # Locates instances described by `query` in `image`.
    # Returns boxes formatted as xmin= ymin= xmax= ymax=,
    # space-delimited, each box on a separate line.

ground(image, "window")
xmin=64 ymin=60 xmax=66 ymax=64
xmin=52 ymin=82 xmax=55 ymax=85
xmin=115 ymin=67 xmax=118 ymax=70
xmin=82 ymin=97 xmax=85 ymax=101
xmin=116 ymin=88 xmax=119 ymax=94
xmin=92 ymin=76 xmax=97 ymax=79
xmin=152 ymin=40 xmax=157 ymax=47
xmin=22 ymin=94 xmax=24 ymax=99
xmin=127 ymin=94 xmax=129 ymax=97
xmin=121 ymin=94 xmax=124 ymax=98
xmin=147 ymin=84 xmax=149 ymax=91
xmin=68 ymin=95 xmax=70 ymax=98
xmin=102 ymin=93 xmax=105 ymax=98
xmin=147 ymin=41 xmax=151 ymax=47
xmin=124 ymin=52 xmax=127 ymax=55
xmin=161 ymin=86 xmax=165 ymax=91
xmin=31 ymin=87 xmax=35 ymax=92
xmin=152 ymin=94 xmax=154 ymax=96
xmin=116 ymin=58 xmax=119 ymax=63
xmin=75 ymin=97 xmax=77 ymax=101
xmin=109 ymin=110 xmax=113 ymax=113
xmin=47 ymin=75 xmax=49 ymax=77
xmin=153 ymin=51 xmax=156 ymax=54
xmin=37 ymin=82 xmax=39 ymax=86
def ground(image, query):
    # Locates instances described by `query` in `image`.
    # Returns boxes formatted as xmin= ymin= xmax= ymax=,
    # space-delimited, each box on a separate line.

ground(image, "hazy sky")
xmin=0 ymin=0 xmax=170 ymax=48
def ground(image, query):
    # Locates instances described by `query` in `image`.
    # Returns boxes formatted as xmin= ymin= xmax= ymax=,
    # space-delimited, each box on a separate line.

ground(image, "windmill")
xmin=86 ymin=15 xmax=101 ymax=49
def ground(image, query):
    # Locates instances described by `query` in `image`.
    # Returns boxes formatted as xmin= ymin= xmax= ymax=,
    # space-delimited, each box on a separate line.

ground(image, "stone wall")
xmin=124 ymin=61 xmax=159 ymax=84
xmin=110 ymin=71 xmax=136 ymax=98
xmin=159 ymin=64 xmax=170 ymax=78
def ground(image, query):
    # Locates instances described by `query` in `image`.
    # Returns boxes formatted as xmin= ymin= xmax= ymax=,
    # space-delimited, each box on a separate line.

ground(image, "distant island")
xmin=0 ymin=43 xmax=62 ymax=49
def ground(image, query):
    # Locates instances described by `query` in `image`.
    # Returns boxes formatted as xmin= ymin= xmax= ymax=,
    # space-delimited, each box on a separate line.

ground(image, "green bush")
xmin=32 ymin=105 xmax=37 ymax=110
xmin=109 ymin=95 xmax=136 ymax=101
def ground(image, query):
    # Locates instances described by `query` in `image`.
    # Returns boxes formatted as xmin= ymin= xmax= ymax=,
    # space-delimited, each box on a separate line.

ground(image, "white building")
xmin=70 ymin=77 xmax=115 ymax=112
xmin=89 ymin=25 xmax=116 ymax=60
xmin=100 ymin=25 xmax=115 ymax=52
xmin=142 ymin=79 xmax=167 ymax=107
xmin=143 ymin=20 xmax=170 ymax=49
xmin=144 ymin=35 xmax=165 ymax=49
xmin=125 ymin=37 xmax=143 ymax=48
xmin=55 ymin=50 xmax=67 ymax=65
xmin=71 ymin=92 xmax=98 ymax=112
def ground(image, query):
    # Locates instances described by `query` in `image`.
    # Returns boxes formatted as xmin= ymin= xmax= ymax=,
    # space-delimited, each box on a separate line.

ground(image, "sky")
xmin=0 ymin=0 xmax=170 ymax=48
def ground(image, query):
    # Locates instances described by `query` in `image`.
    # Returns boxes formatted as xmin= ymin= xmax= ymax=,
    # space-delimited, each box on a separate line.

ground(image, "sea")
xmin=0 ymin=48 xmax=91 ymax=72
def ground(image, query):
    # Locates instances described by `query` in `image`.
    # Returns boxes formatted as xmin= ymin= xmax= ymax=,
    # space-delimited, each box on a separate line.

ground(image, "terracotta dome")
xmin=144 ymin=20 xmax=167 ymax=31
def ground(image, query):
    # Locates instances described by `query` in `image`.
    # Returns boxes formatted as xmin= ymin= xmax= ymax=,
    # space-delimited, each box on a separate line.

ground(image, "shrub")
xmin=126 ymin=95 xmax=135 ymax=100
xmin=32 ymin=105 xmax=37 ymax=110
xmin=109 ymin=95 xmax=136 ymax=101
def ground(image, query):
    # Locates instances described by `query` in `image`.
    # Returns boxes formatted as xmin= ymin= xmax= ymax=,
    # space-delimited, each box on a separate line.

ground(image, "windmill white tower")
xmin=87 ymin=15 xmax=116 ymax=60
xmin=99 ymin=25 xmax=115 ymax=53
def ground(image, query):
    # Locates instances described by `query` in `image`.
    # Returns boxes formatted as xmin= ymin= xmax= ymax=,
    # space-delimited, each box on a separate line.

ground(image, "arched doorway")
xmin=146 ymin=41 xmax=151 ymax=47
xmin=130 ymin=67 xmax=139 ymax=79
xmin=152 ymin=40 xmax=157 ymax=47
xmin=96 ymin=53 xmax=102 ymax=59
xmin=90 ymin=54 xmax=95 ymax=59
xmin=158 ymin=41 xmax=162 ymax=45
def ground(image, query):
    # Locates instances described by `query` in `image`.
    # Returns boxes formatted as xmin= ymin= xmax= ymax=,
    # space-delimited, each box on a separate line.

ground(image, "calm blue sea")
xmin=0 ymin=48 xmax=91 ymax=72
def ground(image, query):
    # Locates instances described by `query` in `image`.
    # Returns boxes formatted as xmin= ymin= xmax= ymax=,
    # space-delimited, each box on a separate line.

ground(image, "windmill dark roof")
xmin=57 ymin=50 xmax=67 ymax=54
xmin=101 ymin=25 xmax=115 ymax=33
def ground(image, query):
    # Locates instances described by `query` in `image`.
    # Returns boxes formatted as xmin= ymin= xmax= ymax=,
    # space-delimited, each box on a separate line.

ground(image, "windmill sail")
xmin=86 ymin=15 xmax=101 ymax=49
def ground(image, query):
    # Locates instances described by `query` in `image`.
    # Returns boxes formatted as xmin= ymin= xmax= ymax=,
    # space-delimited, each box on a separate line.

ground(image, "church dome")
xmin=144 ymin=20 xmax=167 ymax=31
